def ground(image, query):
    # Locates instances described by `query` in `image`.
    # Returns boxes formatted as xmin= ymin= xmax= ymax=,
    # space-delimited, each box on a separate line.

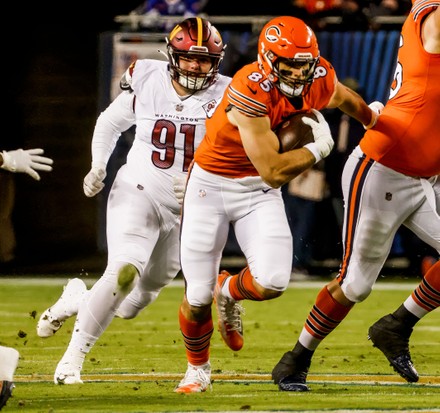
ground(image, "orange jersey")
xmin=195 ymin=59 xmax=337 ymax=178
xmin=360 ymin=0 xmax=440 ymax=177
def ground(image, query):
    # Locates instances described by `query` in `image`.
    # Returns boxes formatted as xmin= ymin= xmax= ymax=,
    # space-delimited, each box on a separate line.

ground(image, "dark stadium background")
xmin=3 ymin=1 xmax=142 ymax=273
xmin=2 ymin=2 xmax=433 ymax=276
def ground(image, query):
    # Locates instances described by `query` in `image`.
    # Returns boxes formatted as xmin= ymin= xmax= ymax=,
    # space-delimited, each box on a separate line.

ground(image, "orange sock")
xmin=178 ymin=307 xmax=213 ymax=365
xmin=411 ymin=260 xmax=440 ymax=312
xmin=304 ymin=286 xmax=353 ymax=340
xmin=228 ymin=267 xmax=265 ymax=301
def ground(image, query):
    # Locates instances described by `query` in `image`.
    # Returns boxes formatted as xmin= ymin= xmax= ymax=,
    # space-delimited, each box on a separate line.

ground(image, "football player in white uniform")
xmin=1 ymin=148 xmax=52 ymax=408
xmin=36 ymin=17 xmax=230 ymax=385
xmin=0 ymin=346 xmax=19 ymax=410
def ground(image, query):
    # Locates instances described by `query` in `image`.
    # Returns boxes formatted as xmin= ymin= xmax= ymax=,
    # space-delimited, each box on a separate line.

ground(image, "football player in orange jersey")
xmin=175 ymin=15 xmax=381 ymax=393
xmin=273 ymin=1 xmax=440 ymax=391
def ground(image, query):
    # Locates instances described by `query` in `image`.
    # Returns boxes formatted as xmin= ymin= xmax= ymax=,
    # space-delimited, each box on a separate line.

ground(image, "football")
xmin=275 ymin=111 xmax=317 ymax=153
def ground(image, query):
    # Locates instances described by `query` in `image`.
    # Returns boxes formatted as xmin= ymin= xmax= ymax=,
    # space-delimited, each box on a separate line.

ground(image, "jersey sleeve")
xmin=226 ymin=63 xmax=270 ymax=118
xmin=120 ymin=61 xmax=136 ymax=92
xmin=91 ymin=91 xmax=136 ymax=167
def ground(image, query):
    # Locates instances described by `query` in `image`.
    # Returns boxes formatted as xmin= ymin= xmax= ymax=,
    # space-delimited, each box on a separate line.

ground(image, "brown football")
xmin=275 ymin=111 xmax=317 ymax=153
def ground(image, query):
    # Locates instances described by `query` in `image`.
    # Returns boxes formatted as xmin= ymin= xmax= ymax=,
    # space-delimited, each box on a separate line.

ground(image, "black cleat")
xmin=0 ymin=380 xmax=15 ymax=410
xmin=368 ymin=314 xmax=419 ymax=383
xmin=272 ymin=347 xmax=311 ymax=392
xmin=278 ymin=372 xmax=310 ymax=392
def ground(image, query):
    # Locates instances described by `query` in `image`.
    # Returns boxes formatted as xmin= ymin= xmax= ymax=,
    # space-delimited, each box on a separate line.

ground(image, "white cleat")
xmin=37 ymin=278 xmax=87 ymax=338
xmin=174 ymin=362 xmax=211 ymax=393
xmin=54 ymin=361 xmax=83 ymax=385
xmin=214 ymin=271 xmax=244 ymax=351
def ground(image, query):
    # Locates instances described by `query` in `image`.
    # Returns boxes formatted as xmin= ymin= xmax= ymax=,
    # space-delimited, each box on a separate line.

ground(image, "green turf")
xmin=0 ymin=276 xmax=439 ymax=412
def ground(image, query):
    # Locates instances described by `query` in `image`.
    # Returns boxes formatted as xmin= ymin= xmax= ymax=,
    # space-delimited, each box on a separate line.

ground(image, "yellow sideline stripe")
xmin=14 ymin=373 xmax=440 ymax=385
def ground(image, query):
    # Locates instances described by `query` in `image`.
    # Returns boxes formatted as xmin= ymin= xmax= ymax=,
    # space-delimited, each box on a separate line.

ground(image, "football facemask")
xmin=274 ymin=57 xmax=318 ymax=98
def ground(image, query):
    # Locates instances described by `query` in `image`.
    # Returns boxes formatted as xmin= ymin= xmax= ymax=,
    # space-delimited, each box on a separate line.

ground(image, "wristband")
xmin=0 ymin=151 xmax=15 ymax=172
xmin=304 ymin=142 xmax=322 ymax=164
xmin=363 ymin=111 xmax=378 ymax=130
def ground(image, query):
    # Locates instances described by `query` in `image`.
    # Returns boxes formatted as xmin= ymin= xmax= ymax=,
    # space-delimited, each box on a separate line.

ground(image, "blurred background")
xmin=2 ymin=1 xmax=142 ymax=274
xmin=1 ymin=1 xmax=436 ymax=277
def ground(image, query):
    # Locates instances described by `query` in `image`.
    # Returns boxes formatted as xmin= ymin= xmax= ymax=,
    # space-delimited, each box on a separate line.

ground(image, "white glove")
xmin=83 ymin=163 xmax=107 ymax=197
xmin=364 ymin=101 xmax=384 ymax=130
xmin=302 ymin=109 xmax=334 ymax=163
xmin=0 ymin=148 xmax=53 ymax=181
xmin=172 ymin=175 xmax=187 ymax=205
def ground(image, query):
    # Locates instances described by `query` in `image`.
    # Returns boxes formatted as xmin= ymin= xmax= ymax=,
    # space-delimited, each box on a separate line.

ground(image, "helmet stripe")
xmin=196 ymin=17 xmax=203 ymax=46
xmin=169 ymin=24 xmax=181 ymax=41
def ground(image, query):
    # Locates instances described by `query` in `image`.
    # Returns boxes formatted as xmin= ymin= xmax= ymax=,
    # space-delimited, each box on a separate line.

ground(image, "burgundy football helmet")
xmin=166 ymin=17 xmax=226 ymax=91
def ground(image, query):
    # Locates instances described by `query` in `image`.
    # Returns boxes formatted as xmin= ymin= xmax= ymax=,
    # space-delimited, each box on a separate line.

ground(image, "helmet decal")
xmin=265 ymin=25 xmax=292 ymax=45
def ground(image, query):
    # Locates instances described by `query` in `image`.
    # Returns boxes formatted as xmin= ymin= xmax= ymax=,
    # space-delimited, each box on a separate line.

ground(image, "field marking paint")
xmin=174 ymin=409 xmax=440 ymax=413
xmin=15 ymin=372 xmax=440 ymax=386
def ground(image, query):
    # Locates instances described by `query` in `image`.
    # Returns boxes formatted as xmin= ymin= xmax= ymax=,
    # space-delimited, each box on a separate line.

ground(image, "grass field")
xmin=0 ymin=276 xmax=439 ymax=412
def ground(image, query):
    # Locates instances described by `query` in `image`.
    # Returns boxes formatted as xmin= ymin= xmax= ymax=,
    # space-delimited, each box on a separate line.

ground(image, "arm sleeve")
xmin=91 ymin=91 xmax=136 ymax=167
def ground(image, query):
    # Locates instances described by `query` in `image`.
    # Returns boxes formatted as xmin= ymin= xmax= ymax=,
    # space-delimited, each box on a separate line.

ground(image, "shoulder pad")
xmin=120 ymin=61 xmax=136 ymax=92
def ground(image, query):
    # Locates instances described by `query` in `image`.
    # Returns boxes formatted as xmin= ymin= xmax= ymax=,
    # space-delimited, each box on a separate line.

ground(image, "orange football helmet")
xmin=258 ymin=16 xmax=320 ymax=98
xmin=166 ymin=17 xmax=226 ymax=91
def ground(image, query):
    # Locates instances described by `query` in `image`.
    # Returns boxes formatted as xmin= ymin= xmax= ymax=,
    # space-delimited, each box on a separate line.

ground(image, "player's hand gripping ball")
xmin=275 ymin=111 xmax=318 ymax=153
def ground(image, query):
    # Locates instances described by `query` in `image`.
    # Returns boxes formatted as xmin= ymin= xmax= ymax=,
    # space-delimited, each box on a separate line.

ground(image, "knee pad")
xmin=341 ymin=278 xmax=372 ymax=303
xmin=255 ymin=270 xmax=290 ymax=292
xmin=186 ymin=283 xmax=213 ymax=307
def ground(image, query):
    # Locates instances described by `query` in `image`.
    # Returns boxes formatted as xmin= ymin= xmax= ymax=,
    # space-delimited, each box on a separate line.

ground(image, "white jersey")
xmin=129 ymin=59 xmax=230 ymax=214
xmin=77 ymin=59 xmax=231 ymax=322
xmin=92 ymin=58 xmax=231 ymax=215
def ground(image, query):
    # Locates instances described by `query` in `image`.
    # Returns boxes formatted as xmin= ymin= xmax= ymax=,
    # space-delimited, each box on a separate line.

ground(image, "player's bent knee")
xmin=257 ymin=270 xmax=290 ymax=292
xmin=117 ymin=263 xmax=138 ymax=293
xmin=342 ymin=281 xmax=372 ymax=303
xmin=186 ymin=285 xmax=213 ymax=307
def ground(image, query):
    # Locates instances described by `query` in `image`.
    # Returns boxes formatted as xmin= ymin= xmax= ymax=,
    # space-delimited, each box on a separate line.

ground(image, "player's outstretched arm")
xmin=0 ymin=148 xmax=53 ymax=181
